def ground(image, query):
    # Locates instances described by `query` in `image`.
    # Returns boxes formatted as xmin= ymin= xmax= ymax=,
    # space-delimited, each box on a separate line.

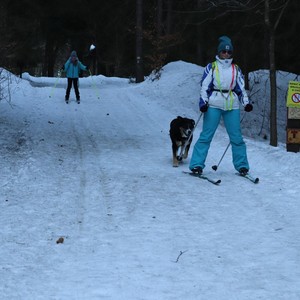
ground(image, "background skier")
xmin=63 ymin=50 xmax=88 ymax=103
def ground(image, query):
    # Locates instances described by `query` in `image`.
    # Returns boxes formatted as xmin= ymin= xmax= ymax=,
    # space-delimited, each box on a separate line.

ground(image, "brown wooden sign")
xmin=287 ymin=128 xmax=300 ymax=143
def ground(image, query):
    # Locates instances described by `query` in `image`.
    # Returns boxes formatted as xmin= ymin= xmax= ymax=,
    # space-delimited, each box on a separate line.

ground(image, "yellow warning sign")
xmin=287 ymin=81 xmax=300 ymax=107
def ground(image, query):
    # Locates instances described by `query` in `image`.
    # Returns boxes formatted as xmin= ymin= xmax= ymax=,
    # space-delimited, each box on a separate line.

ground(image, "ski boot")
xmin=239 ymin=167 xmax=249 ymax=176
xmin=191 ymin=166 xmax=203 ymax=175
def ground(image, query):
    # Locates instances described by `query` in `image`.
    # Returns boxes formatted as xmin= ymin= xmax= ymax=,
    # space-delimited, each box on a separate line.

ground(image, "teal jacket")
xmin=64 ymin=58 xmax=87 ymax=78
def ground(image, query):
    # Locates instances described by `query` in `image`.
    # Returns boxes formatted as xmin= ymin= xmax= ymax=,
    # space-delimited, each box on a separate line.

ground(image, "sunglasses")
xmin=221 ymin=50 xmax=232 ymax=55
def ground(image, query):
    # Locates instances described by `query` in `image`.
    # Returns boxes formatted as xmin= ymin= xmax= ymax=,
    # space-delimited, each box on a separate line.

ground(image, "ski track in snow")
xmin=1 ymin=67 xmax=300 ymax=300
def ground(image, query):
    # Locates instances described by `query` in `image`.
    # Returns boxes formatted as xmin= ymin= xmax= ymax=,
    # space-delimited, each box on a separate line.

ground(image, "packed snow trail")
xmin=1 ymin=66 xmax=300 ymax=299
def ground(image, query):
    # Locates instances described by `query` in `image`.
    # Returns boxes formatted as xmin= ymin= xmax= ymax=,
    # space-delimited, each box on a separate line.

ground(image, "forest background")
xmin=0 ymin=0 xmax=298 ymax=79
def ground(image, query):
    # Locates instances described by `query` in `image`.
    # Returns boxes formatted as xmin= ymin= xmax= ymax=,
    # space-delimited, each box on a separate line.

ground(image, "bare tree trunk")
xmin=196 ymin=0 xmax=205 ymax=65
xmin=166 ymin=0 xmax=173 ymax=35
xmin=265 ymin=0 xmax=277 ymax=146
xmin=136 ymin=0 xmax=144 ymax=83
xmin=269 ymin=29 xmax=277 ymax=146
xmin=44 ymin=37 xmax=55 ymax=77
xmin=157 ymin=0 xmax=163 ymax=37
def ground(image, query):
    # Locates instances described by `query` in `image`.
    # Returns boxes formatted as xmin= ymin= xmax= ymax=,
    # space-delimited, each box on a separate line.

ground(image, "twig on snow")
xmin=173 ymin=250 xmax=188 ymax=263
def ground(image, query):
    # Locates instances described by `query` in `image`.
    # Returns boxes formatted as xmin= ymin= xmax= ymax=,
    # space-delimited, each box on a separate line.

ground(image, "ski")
xmin=183 ymin=171 xmax=221 ymax=185
xmin=65 ymin=100 xmax=80 ymax=104
xmin=236 ymin=173 xmax=259 ymax=184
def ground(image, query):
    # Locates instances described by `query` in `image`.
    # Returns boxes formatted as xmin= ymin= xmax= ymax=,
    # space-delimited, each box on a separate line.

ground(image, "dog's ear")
xmin=191 ymin=119 xmax=195 ymax=126
xmin=177 ymin=116 xmax=183 ymax=120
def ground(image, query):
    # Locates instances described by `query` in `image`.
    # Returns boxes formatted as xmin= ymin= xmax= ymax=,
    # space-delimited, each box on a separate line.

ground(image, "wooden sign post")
xmin=286 ymin=81 xmax=300 ymax=152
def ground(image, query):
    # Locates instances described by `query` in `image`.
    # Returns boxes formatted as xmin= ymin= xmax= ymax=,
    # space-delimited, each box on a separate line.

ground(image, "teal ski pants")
xmin=189 ymin=107 xmax=249 ymax=172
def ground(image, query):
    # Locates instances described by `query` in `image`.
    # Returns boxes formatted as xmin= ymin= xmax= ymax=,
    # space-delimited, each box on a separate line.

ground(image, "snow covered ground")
xmin=1 ymin=61 xmax=300 ymax=300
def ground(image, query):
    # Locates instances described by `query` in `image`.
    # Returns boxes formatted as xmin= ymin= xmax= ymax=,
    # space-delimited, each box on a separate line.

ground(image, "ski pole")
xmin=211 ymin=112 xmax=246 ymax=171
xmin=177 ymin=112 xmax=203 ymax=161
xmin=89 ymin=70 xmax=100 ymax=99
xmin=49 ymin=69 xmax=62 ymax=98
xmin=211 ymin=142 xmax=230 ymax=171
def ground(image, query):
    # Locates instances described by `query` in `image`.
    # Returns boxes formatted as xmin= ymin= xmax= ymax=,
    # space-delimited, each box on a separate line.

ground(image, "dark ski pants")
xmin=66 ymin=78 xmax=80 ymax=100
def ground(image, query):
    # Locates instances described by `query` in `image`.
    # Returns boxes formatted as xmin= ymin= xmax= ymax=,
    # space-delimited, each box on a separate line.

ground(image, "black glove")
xmin=244 ymin=103 xmax=253 ymax=112
xmin=200 ymin=103 xmax=208 ymax=113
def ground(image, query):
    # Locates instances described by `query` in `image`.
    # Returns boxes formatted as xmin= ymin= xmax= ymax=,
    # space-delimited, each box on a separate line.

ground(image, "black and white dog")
xmin=169 ymin=116 xmax=195 ymax=167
